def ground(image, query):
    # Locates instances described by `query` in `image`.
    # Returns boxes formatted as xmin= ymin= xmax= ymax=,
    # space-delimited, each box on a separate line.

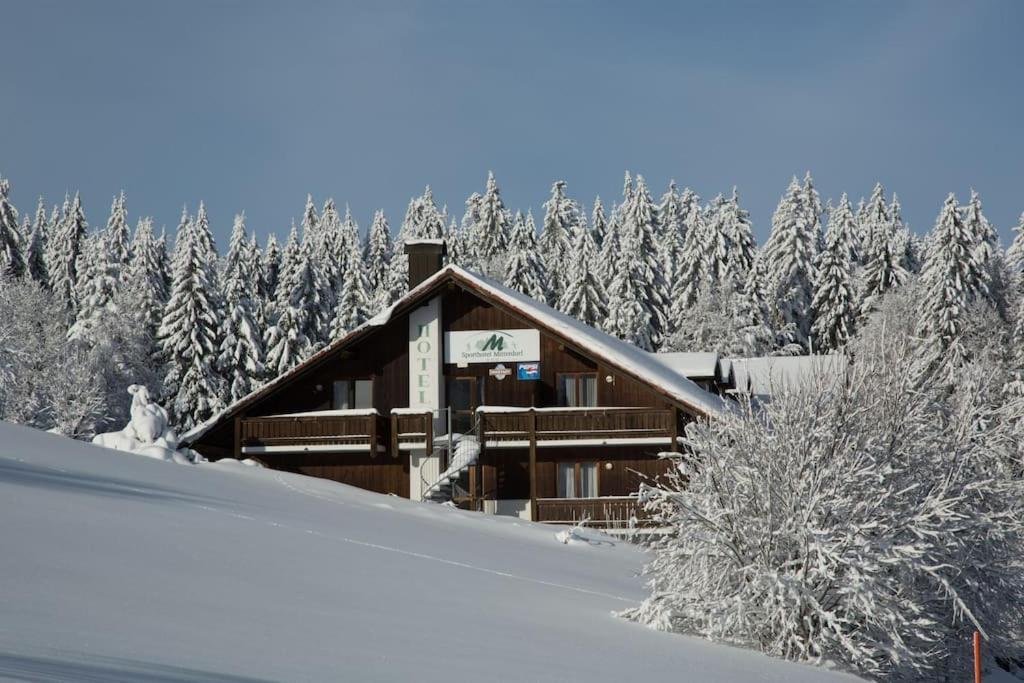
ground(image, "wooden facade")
xmin=185 ymin=264 xmax=714 ymax=528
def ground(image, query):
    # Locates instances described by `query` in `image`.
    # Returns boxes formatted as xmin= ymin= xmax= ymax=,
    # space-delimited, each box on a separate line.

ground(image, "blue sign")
xmin=517 ymin=363 xmax=540 ymax=380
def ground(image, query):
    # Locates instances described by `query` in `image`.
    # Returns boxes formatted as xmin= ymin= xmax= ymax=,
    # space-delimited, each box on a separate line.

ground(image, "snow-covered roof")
xmin=183 ymin=265 xmax=729 ymax=445
xmin=649 ymin=352 xmax=720 ymax=378
xmin=728 ymin=355 xmax=847 ymax=398
xmin=405 ymin=238 xmax=445 ymax=246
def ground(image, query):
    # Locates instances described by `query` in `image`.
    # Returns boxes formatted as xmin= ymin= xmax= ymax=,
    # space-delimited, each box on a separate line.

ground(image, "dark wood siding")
xmin=257 ymin=451 xmax=410 ymax=498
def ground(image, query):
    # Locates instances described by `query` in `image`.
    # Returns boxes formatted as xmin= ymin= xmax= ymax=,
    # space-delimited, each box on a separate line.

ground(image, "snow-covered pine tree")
xmin=218 ymin=213 xmax=265 ymax=403
xmin=265 ymin=244 xmax=322 ymax=376
xmin=762 ymin=177 xmax=819 ymax=350
xmin=539 ymin=180 xmax=578 ymax=301
xmin=69 ymin=227 xmax=120 ymax=343
xmin=330 ymin=224 xmax=371 ymax=339
xmin=0 ymin=177 xmax=25 ymax=280
xmin=317 ymin=198 xmax=342 ymax=288
xmin=603 ymin=218 xmax=653 ymax=351
xmin=471 ymin=172 xmax=511 ymax=279
xmin=811 ymin=206 xmax=856 ymax=352
xmin=719 ymin=187 xmax=756 ymax=289
xmin=801 ymin=170 xmax=823 ymax=248
xmin=621 ymin=175 xmax=668 ymax=348
xmin=261 ymin=232 xmax=281 ymax=304
xmin=274 ymin=221 xmax=302 ymax=314
xmin=122 ymin=217 xmax=169 ymax=350
xmin=657 ymin=182 xmax=686 ymax=286
xmin=503 ymin=210 xmax=547 ymax=301
xmin=104 ymin=191 xmax=131 ymax=285
xmin=457 ymin=191 xmax=482 ymax=269
xmin=830 ymin=193 xmax=861 ymax=265
xmin=47 ymin=192 xmax=88 ymax=322
xmin=1006 ymin=212 xmax=1024 ymax=275
xmin=917 ymin=193 xmax=978 ymax=369
xmin=557 ymin=213 xmax=607 ymax=327
xmin=157 ymin=209 xmax=226 ymax=430
xmin=364 ymin=209 xmax=395 ymax=313
xmin=962 ymin=189 xmax=1001 ymax=312
xmin=590 ymin=196 xmax=607 ymax=250
xmin=25 ymin=197 xmax=49 ymax=285
xmin=444 ymin=218 xmax=463 ymax=267
xmin=859 ymin=196 xmax=909 ymax=318
xmin=597 ymin=203 xmax=621 ymax=284
xmin=858 ymin=182 xmax=889 ymax=265
xmin=669 ymin=189 xmax=708 ymax=317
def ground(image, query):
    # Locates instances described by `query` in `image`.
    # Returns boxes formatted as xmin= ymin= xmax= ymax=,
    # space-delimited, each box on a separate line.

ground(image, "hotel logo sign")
xmin=444 ymin=329 xmax=540 ymax=365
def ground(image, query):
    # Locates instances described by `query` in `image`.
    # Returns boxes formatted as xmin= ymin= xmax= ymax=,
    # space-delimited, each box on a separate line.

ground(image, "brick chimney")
xmin=405 ymin=239 xmax=447 ymax=289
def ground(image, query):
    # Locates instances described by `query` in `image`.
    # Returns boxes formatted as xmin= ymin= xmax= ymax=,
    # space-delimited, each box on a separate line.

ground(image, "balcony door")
xmin=446 ymin=377 xmax=479 ymax=434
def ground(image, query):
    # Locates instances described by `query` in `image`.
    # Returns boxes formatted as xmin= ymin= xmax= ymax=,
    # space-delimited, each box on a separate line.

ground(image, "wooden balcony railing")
xmin=534 ymin=497 xmax=651 ymax=528
xmin=477 ymin=407 xmax=678 ymax=447
xmin=239 ymin=412 xmax=388 ymax=453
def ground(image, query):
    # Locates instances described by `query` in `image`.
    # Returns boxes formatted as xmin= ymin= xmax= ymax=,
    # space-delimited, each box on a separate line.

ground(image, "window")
xmin=332 ymin=379 xmax=374 ymax=410
xmin=556 ymin=373 xmax=597 ymax=407
xmin=556 ymin=462 xmax=599 ymax=499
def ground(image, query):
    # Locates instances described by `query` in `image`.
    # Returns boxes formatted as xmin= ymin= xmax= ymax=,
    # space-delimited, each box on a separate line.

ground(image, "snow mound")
xmin=91 ymin=384 xmax=203 ymax=464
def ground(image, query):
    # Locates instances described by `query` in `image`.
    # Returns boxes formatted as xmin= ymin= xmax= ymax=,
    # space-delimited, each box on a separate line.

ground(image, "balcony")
xmin=533 ymin=496 xmax=651 ymax=528
xmin=239 ymin=410 xmax=389 ymax=455
xmin=476 ymin=406 xmax=680 ymax=449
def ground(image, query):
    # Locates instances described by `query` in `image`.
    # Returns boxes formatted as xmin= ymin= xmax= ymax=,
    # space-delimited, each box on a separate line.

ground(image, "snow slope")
xmin=0 ymin=422 xmax=862 ymax=683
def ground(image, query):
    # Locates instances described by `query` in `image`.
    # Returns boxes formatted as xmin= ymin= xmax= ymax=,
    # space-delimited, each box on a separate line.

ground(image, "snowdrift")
xmin=0 ymin=421 xmax=862 ymax=682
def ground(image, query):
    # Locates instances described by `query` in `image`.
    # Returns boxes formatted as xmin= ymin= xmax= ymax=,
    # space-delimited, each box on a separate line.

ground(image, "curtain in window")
xmin=557 ymin=462 xmax=576 ymax=498
xmin=579 ymin=463 xmax=598 ymax=498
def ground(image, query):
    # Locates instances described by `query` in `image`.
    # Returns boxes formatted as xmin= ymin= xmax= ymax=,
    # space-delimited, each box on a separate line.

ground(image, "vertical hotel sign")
xmin=408 ymin=297 xmax=443 ymax=412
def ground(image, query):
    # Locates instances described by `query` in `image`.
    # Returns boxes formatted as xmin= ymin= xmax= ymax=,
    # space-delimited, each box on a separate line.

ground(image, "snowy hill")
xmin=0 ymin=422 xmax=862 ymax=682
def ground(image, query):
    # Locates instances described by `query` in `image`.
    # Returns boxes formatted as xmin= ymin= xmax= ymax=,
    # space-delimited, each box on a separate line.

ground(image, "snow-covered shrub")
xmin=624 ymin=327 xmax=1024 ymax=680
xmin=92 ymin=384 xmax=203 ymax=464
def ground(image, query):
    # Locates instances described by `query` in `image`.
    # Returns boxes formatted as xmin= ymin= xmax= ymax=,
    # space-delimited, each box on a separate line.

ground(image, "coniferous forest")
xmin=1 ymin=170 xmax=1023 ymax=436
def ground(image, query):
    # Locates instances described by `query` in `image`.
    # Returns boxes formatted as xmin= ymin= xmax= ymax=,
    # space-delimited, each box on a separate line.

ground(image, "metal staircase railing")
xmin=420 ymin=410 xmax=482 ymax=503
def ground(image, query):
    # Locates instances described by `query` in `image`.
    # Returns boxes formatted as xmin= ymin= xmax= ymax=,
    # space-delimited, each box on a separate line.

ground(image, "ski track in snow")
xmin=271 ymin=472 xmax=637 ymax=604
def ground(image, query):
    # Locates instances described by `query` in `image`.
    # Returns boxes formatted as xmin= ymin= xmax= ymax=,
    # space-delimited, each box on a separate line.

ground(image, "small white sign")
xmin=489 ymin=364 xmax=512 ymax=381
xmin=445 ymin=329 xmax=541 ymax=365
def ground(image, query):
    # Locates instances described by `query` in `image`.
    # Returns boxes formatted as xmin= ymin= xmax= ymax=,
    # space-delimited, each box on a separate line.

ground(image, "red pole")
xmin=974 ymin=630 xmax=982 ymax=683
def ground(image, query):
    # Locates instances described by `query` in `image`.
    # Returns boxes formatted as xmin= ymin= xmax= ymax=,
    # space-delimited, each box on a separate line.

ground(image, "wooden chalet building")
xmin=183 ymin=241 xmax=729 ymax=528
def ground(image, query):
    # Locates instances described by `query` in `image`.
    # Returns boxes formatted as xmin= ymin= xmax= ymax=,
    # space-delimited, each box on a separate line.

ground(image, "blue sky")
xmin=2 ymin=0 xmax=1022 ymax=247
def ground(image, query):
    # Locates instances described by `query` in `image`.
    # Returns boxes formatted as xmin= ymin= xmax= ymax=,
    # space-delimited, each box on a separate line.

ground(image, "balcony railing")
xmin=477 ymin=406 xmax=678 ymax=448
xmin=534 ymin=496 xmax=651 ymax=528
xmin=239 ymin=411 xmax=388 ymax=454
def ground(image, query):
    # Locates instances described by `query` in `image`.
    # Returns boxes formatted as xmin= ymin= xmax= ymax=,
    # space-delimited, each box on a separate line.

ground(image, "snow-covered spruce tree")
xmin=557 ymin=214 xmax=607 ymax=327
xmin=620 ymin=175 xmax=668 ymax=348
xmin=667 ymin=188 xmax=708 ymax=316
xmin=590 ymin=196 xmax=608 ymax=250
xmin=444 ymin=218 xmax=463 ymax=267
xmin=471 ymin=172 xmax=511 ymax=279
xmin=364 ymin=209 xmax=395 ymax=313
xmin=733 ymin=250 xmax=778 ymax=355
xmin=624 ymin=328 xmax=1024 ymax=680
xmin=1006 ymin=212 xmax=1024 ymax=275
xmin=539 ymin=180 xmax=578 ymax=301
xmin=317 ymin=198 xmax=342 ymax=288
xmin=457 ymin=191 xmax=482 ymax=270
xmin=858 ymin=197 xmax=908 ymax=319
xmin=597 ymin=202 xmax=621 ymax=284
xmin=0 ymin=177 xmax=25 ymax=279
xmin=122 ymin=217 xmax=169 ymax=352
xmin=504 ymin=210 xmax=547 ymax=301
xmin=663 ymin=283 xmax=751 ymax=355
xmin=25 ymin=197 xmax=49 ymax=285
xmin=830 ymin=193 xmax=861 ymax=266
xmin=762 ymin=177 xmax=818 ymax=350
xmin=811 ymin=205 xmax=856 ymax=352
xmin=962 ymin=189 xmax=1004 ymax=313
xmin=69 ymin=229 xmax=120 ymax=342
xmin=857 ymin=182 xmax=889 ymax=265
xmin=266 ymin=246 xmax=324 ymax=375
xmin=261 ymin=232 xmax=281 ymax=304
xmin=48 ymin=191 xmax=88 ymax=321
xmin=602 ymin=218 xmax=654 ymax=350
xmin=218 ymin=213 xmax=265 ymax=404
xmin=273 ymin=221 xmax=302 ymax=315
xmin=157 ymin=208 xmax=225 ymax=431
xmin=917 ymin=193 xmax=981 ymax=372
xmin=1004 ymin=293 xmax=1024 ymax=397
xmin=800 ymin=171 xmax=823 ymax=247
xmin=719 ymin=187 xmax=756 ymax=290
xmin=658 ymin=182 xmax=686 ymax=286
xmin=330 ymin=229 xmax=371 ymax=340
xmin=105 ymin=191 xmax=131 ymax=285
